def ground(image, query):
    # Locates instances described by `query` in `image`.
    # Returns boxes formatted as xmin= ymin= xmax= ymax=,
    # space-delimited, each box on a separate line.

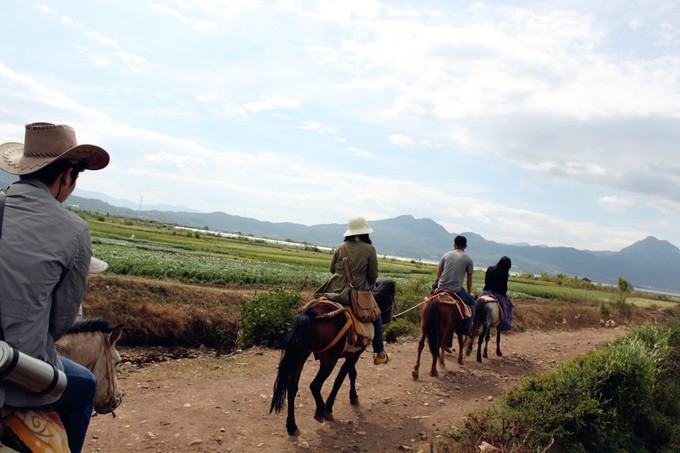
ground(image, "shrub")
xmin=439 ymin=320 xmax=680 ymax=452
xmin=384 ymin=316 xmax=418 ymax=343
xmin=238 ymin=289 xmax=302 ymax=349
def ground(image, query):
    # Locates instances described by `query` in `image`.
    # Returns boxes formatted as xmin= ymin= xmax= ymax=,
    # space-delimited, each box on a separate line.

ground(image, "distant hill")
xmin=64 ymin=194 xmax=680 ymax=293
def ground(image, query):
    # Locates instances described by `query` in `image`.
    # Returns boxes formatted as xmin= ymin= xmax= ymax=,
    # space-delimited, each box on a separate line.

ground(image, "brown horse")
xmin=412 ymin=291 xmax=470 ymax=380
xmin=270 ymin=280 xmax=395 ymax=436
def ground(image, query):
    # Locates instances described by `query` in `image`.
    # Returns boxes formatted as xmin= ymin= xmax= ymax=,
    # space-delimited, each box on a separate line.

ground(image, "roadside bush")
xmin=438 ymin=319 xmax=680 ymax=452
xmin=384 ymin=316 xmax=418 ymax=343
xmin=238 ymin=289 xmax=302 ymax=349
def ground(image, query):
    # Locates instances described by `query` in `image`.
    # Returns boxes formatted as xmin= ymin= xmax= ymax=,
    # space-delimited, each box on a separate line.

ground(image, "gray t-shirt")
xmin=437 ymin=249 xmax=473 ymax=292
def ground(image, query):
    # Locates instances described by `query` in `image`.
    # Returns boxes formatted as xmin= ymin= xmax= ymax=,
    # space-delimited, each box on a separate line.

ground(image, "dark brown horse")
xmin=270 ymin=280 xmax=396 ymax=436
xmin=412 ymin=291 xmax=470 ymax=380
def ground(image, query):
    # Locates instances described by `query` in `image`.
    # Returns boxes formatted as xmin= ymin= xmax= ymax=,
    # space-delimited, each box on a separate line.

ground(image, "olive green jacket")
xmin=313 ymin=239 xmax=378 ymax=305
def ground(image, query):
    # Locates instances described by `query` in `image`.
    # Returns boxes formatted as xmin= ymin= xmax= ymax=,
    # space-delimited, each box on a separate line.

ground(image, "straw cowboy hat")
xmin=0 ymin=122 xmax=109 ymax=175
xmin=344 ymin=217 xmax=373 ymax=237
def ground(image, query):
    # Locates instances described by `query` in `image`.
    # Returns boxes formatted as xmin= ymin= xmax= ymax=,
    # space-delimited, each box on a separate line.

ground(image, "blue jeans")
xmin=55 ymin=357 xmax=96 ymax=453
xmin=372 ymin=317 xmax=385 ymax=354
xmin=446 ymin=289 xmax=476 ymax=347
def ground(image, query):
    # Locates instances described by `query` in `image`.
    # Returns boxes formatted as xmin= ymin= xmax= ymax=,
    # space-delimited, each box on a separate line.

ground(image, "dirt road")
xmin=85 ymin=327 xmax=626 ymax=452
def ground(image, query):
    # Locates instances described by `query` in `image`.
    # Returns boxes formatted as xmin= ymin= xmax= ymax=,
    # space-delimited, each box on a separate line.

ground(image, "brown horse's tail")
xmin=425 ymin=297 xmax=441 ymax=361
xmin=270 ymin=310 xmax=312 ymax=414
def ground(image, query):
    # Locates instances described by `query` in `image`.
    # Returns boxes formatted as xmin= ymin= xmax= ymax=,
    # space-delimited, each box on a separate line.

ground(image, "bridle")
xmin=80 ymin=331 xmax=118 ymax=414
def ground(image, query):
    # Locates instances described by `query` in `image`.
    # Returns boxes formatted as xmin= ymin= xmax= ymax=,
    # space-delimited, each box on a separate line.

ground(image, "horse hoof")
xmin=497 ymin=351 xmax=503 ymax=357
xmin=350 ymin=398 xmax=360 ymax=406
xmin=430 ymin=371 xmax=438 ymax=377
xmin=477 ymin=357 xmax=482 ymax=363
xmin=324 ymin=412 xmax=335 ymax=421
xmin=412 ymin=370 xmax=419 ymax=380
xmin=314 ymin=414 xmax=324 ymax=424
xmin=288 ymin=427 xmax=301 ymax=436
xmin=457 ymin=360 xmax=463 ymax=366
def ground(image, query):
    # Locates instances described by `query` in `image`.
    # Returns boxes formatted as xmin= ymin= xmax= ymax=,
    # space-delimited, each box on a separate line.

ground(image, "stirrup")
xmin=373 ymin=352 xmax=393 ymax=365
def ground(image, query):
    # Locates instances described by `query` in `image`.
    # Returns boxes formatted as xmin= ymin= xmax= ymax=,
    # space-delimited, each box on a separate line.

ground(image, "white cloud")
xmin=347 ymin=146 xmax=375 ymax=158
xmin=599 ymin=195 xmax=634 ymax=213
xmin=240 ymin=95 xmax=300 ymax=114
xmin=389 ymin=134 xmax=415 ymax=148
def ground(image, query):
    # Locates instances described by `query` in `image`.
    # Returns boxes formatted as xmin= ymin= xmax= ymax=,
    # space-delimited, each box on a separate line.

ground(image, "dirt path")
xmin=85 ymin=327 xmax=626 ymax=453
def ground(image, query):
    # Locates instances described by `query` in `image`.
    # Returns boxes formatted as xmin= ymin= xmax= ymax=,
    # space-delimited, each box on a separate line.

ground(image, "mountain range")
xmin=68 ymin=192 xmax=680 ymax=293
xmin=1 ymin=174 xmax=678 ymax=293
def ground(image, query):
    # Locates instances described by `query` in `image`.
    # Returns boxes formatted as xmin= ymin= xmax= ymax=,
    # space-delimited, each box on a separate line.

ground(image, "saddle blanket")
xmin=1 ymin=409 xmax=70 ymax=452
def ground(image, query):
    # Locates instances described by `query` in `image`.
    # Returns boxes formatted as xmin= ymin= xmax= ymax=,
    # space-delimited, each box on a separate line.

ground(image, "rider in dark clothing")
xmin=482 ymin=256 xmax=513 ymax=331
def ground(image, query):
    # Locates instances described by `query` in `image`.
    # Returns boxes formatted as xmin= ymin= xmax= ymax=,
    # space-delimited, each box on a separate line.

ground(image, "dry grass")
xmin=82 ymin=275 xmax=675 ymax=353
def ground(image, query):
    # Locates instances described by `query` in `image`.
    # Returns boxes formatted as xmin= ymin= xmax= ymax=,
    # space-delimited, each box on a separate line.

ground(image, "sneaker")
xmin=373 ymin=352 xmax=393 ymax=365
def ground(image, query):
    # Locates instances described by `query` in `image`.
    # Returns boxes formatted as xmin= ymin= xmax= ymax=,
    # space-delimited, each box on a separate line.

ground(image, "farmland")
xmin=78 ymin=211 xmax=680 ymax=351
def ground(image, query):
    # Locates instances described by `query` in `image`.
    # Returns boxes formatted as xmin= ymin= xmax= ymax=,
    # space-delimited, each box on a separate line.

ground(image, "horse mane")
xmin=67 ymin=317 xmax=118 ymax=335
xmin=374 ymin=280 xmax=396 ymax=310
xmin=374 ymin=279 xmax=396 ymax=297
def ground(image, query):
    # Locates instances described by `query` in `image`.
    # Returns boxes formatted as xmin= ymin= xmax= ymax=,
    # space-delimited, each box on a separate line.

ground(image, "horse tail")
xmin=470 ymin=297 xmax=485 ymax=338
xmin=425 ymin=297 xmax=440 ymax=360
xmin=270 ymin=310 xmax=312 ymax=414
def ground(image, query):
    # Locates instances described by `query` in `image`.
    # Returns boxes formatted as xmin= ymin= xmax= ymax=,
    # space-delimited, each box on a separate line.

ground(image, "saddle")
xmin=0 ymin=408 xmax=69 ymax=452
xmin=301 ymin=299 xmax=374 ymax=354
xmin=429 ymin=291 xmax=472 ymax=319
xmin=479 ymin=293 xmax=507 ymax=327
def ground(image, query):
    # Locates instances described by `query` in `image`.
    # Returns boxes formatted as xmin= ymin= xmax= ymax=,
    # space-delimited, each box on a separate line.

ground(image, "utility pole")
xmin=139 ymin=196 xmax=143 ymax=211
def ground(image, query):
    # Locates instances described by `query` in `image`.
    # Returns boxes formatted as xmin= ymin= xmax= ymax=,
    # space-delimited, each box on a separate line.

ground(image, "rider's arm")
xmin=49 ymin=227 xmax=91 ymax=340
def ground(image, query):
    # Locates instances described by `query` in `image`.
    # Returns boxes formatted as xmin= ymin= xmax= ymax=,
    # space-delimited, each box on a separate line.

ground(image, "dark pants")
xmin=446 ymin=289 xmax=476 ymax=347
xmin=372 ymin=317 xmax=385 ymax=353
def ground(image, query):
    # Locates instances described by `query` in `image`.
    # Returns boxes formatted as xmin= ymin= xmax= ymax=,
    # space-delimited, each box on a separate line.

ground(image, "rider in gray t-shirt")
xmin=437 ymin=235 xmax=476 ymax=347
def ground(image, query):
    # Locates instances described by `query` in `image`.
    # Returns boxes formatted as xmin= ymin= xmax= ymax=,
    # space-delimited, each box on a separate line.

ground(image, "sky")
xmin=1 ymin=1 xmax=679 ymax=252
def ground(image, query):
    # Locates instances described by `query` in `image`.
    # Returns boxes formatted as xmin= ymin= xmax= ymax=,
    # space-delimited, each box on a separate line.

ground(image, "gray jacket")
xmin=0 ymin=179 xmax=91 ymax=408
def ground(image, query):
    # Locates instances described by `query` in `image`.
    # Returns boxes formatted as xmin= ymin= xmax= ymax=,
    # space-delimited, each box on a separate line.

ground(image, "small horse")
xmin=412 ymin=291 xmax=469 ymax=380
xmin=56 ymin=317 xmax=124 ymax=414
xmin=465 ymin=295 xmax=503 ymax=363
xmin=0 ymin=318 xmax=124 ymax=452
xmin=270 ymin=280 xmax=395 ymax=436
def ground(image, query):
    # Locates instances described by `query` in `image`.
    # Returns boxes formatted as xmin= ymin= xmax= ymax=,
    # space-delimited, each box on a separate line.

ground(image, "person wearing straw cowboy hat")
xmin=0 ymin=122 xmax=109 ymax=453
xmin=314 ymin=217 xmax=393 ymax=365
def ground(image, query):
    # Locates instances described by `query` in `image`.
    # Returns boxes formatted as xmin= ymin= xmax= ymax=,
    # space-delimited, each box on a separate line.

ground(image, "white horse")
xmin=0 ymin=318 xmax=123 ymax=452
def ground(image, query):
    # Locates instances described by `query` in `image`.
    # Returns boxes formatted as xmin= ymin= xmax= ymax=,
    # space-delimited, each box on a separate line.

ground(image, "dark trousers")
xmin=445 ymin=289 xmax=476 ymax=347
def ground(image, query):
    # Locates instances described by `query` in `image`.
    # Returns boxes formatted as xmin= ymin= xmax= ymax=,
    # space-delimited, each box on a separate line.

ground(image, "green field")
xmin=84 ymin=212 xmax=680 ymax=311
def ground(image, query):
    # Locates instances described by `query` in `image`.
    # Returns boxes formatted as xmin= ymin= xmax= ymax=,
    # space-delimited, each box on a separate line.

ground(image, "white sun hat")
xmin=89 ymin=256 xmax=109 ymax=274
xmin=343 ymin=217 xmax=373 ymax=237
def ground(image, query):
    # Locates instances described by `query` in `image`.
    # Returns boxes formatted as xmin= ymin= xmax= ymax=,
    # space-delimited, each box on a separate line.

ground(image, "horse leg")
xmin=476 ymin=328 xmax=484 ymax=363
xmin=286 ymin=359 xmax=308 ymax=435
xmin=348 ymin=360 xmax=359 ymax=406
xmin=483 ymin=326 xmax=491 ymax=359
xmin=310 ymin=356 xmax=339 ymax=424
xmin=412 ymin=327 xmax=426 ymax=380
xmin=323 ymin=354 xmax=360 ymax=420
xmin=496 ymin=329 xmax=503 ymax=356
xmin=456 ymin=332 xmax=465 ymax=365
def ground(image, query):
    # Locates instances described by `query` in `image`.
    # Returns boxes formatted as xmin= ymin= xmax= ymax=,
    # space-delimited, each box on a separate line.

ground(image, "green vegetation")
xmin=80 ymin=212 xmax=680 ymax=349
xmin=238 ymin=289 xmax=303 ymax=349
xmin=76 ymin=213 xmax=680 ymax=452
xmin=434 ymin=316 xmax=680 ymax=452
